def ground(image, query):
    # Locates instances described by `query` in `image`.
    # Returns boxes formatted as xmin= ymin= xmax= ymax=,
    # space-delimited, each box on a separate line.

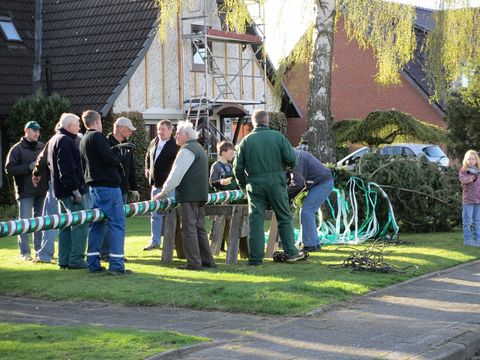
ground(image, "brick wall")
xmin=285 ymin=18 xmax=445 ymax=146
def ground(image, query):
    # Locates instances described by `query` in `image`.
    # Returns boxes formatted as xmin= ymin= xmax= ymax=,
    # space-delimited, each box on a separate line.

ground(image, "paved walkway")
xmin=1 ymin=261 xmax=480 ymax=359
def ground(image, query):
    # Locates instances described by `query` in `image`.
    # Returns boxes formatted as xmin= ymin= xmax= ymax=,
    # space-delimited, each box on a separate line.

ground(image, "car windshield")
xmin=422 ymin=146 xmax=445 ymax=158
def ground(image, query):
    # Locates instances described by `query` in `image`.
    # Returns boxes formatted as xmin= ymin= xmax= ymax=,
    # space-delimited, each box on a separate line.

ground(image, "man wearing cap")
xmin=100 ymin=116 xmax=139 ymax=262
xmin=143 ymin=119 xmax=179 ymax=251
xmin=80 ymin=110 xmax=131 ymax=275
xmin=5 ymin=121 xmax=49 ymax=260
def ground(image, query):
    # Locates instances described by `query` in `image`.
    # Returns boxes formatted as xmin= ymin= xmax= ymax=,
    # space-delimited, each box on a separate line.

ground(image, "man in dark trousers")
xmin=79 ymin=110 xmax=131 ymax=275
xmin=5 ymin=121 xmax=48 ymax=260
xmin=143 ymin=119 xmax=179 ymax=251
xmin=234 ymin=109 xmax=306 ymax=265
xmin=100 ymin=116 xmax=139 ymax=262
xmin=47 ymin=113 xmax=89 ymax=269
xmin=155 ymin=121 xmax=215 ymax=270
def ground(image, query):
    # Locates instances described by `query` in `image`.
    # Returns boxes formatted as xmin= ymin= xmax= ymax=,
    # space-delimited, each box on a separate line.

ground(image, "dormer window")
xmin=0 ymin=18 xmax=22 ymax=42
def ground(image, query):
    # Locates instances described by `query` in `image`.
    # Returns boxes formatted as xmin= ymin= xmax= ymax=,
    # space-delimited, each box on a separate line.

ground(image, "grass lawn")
xmin=0 ymin=322 xmax=206 ymax=360
xmin=0 ymin=216 xmax=478 ymax=316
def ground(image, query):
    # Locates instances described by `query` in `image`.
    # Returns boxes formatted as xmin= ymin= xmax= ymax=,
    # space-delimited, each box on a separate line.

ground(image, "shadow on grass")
xmin=0 ymin=229 xmax=478 ymax=315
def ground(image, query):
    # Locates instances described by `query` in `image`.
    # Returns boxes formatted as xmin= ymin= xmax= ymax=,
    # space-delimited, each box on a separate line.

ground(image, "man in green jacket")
xmin=234 ymin=110 xmax=306 ymax=265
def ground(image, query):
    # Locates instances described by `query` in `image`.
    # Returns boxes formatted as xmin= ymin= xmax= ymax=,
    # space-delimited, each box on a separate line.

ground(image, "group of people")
xmin=6 ymin=111 xmax=139 ymax=275
xmin=5 ymin=108 xmax=335 ymax=272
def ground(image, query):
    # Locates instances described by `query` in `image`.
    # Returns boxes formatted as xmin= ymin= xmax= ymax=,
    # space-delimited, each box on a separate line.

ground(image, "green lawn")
xmin=0 ymin=322 xmax=206 ymax=360
xmin=0 ymin=217 xmax=478 ymax=315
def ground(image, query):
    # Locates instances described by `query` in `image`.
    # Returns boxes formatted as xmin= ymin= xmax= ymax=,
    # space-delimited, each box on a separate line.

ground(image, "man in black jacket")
xmin=143 ymin=119 xmax=179 ymax=251
xmin=100 ymin=116 xmax=139 ymax=262
xmin=47 ymin=113 xmax=89 ymax=269
xmin=80 ymin=110 xmax=131 ymax=275
xmin=5 ymin=121 xmax=48 ymax=260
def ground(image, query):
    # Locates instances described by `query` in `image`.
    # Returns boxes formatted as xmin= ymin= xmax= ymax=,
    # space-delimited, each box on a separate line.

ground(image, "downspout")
xmin=32 ymin=0 xmax=43 ymax=93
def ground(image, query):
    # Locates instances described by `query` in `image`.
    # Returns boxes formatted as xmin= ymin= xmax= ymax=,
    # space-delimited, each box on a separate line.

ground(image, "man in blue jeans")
xmin=80 ymin=110 xmax=131 ymax=275
xmin=288 ymin=149 xmax=334 ymax=252
xmin=5 ymin=121 xmax=48 ymax=261
xmin=144 ymin=120 xmax=179 ymax=251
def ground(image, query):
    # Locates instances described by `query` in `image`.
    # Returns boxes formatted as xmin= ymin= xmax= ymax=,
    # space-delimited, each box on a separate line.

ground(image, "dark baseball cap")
xmin=24 ymin=121 xmax=42 ymax=130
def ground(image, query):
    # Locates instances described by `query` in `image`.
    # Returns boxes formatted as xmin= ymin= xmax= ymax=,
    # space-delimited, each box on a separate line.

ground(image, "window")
xmin=0 ymin=19 xmax=22 ymax=42
xmin=422 ymin=146 xmax=446 ymax=158
xmin=191 ymin=24 xmax=211 ymax=71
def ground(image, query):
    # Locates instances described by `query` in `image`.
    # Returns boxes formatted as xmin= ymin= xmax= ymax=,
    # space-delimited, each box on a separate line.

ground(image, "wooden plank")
xmin=265 ymin=213 xmax=279 ymax=257
xmin=205 ymin=204 xmax=243 ymax=216
xmin=161 ymin=209 xmax=177 ymax=263
xmin=226 ymin=205 xmax=243 ymax=264
xmin=174 ymin=208 xmax=185 ymax=259
xmin=239 ymin=207 xmax=249 ymax=259
xmin=210 ymin=215 xmax=226 ymax=255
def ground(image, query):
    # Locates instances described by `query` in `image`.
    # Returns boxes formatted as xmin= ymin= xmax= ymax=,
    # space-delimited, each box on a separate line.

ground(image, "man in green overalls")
xmin=234 ymin=110 xmax=306 ymax=265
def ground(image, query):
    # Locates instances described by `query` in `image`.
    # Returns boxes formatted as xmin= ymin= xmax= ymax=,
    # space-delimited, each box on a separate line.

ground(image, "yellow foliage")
xmin=337 ymin=0 xmax=416 ymax=86
xmin=425 ymin=0 xmax=480 ymax=101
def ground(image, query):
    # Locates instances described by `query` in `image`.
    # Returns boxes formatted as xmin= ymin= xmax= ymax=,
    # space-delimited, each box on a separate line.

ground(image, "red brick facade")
xmin=285 ymin=18 xmax=445 ymax=146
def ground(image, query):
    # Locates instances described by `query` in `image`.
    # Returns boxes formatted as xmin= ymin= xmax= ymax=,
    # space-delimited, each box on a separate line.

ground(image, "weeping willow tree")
xmin=154 ymin=0 xmax=480 ymax=161
xmin=424 ymin=0 xmax=480 ymax=102
xmin=333 ymin=110 xmax=448 ymax=147
xmin=302 ymin=0 xmax=417 ymax=162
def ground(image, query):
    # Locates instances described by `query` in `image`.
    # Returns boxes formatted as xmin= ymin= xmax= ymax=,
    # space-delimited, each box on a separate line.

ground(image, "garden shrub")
xmin=1 ymin=91 xmax=71 ymax=205
xmin=332 ymin=154 xmax=461 ymax=233
xmin=268 ymin=112 xmax=287 ymax=135
xmin=445 ymin=90 xmax=480 ymax=161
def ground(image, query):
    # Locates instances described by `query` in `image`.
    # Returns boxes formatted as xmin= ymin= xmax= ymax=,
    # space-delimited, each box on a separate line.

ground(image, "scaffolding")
xmin=180 ymin=0 xmax=267 ymax=156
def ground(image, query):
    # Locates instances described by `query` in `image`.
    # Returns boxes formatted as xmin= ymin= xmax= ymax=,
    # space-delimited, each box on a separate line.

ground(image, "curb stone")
xmin=145 ymin=340 xmax=228 ymax=360
xmin=408 ymin=330 xmax=480 ymax=360
xmin=453 ymin=330 xmax=480 ymax=359
xmin=410 ymin=342 xmax=466 ymax=360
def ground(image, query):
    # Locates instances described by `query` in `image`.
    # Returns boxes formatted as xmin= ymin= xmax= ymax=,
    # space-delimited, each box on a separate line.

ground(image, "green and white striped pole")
xmin=0 ymin=190 xmax=246 ymax=238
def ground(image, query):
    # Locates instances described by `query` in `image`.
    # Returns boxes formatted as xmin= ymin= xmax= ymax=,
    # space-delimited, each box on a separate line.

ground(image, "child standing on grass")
xmin=209 ymin=141 xmax=239 ymax=192
xmin=209 ymin=141 xmax=239 ymax=253
xmin=459 ymin=149 xmax=480 ymax=247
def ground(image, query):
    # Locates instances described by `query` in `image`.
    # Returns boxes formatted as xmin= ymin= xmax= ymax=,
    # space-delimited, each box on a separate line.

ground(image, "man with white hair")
xmin=47 ymin=113 xmax=89 ymax=269
xmin=155 ymin=121 xmax=215 ymax=270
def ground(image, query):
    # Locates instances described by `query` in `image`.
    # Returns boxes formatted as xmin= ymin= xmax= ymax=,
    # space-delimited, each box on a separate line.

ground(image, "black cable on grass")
xmin=328 ymin=239 xmax=419 ymax=274
xmin=382 ymin=233 xmax=415 ymax=246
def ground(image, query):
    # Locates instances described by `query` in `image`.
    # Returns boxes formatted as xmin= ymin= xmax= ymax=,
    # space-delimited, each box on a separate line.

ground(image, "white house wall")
xmin=113 ymin=0 xmax=279 ymax=118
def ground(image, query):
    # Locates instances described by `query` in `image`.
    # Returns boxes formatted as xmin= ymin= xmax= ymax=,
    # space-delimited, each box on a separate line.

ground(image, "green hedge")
xmin=268 ymin=112 xmax=287 ymax=135
xmin=1 ymin=91 xmax=72 ymax=204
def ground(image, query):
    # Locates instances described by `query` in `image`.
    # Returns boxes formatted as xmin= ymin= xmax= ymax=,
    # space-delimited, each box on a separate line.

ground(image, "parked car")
xmin=336 ymin=143 xmax=449 ymax=170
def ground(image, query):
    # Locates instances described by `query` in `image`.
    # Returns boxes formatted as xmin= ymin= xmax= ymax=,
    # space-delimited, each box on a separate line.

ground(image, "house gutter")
xmin=32 ymin=0 xmax=43 ymax=92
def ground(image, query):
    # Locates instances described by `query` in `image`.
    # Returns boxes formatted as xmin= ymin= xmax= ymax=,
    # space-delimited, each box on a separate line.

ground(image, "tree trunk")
xmin=306 ymin=0 xmax=336 ymax=163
